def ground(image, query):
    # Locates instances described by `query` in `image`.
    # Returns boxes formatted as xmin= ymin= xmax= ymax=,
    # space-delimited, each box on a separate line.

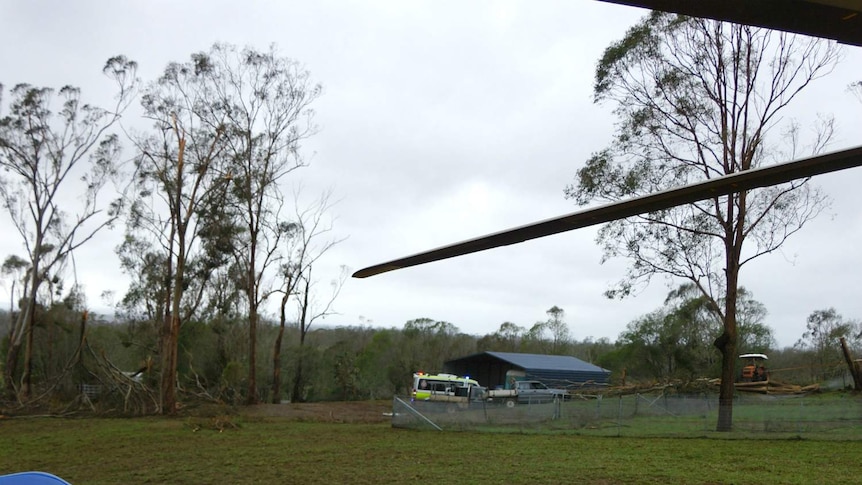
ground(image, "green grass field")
xmin=2 ymin=415 xmax=862 ymax=484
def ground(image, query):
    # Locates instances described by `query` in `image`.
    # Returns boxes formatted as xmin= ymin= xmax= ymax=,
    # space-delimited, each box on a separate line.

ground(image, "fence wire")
xmin=392 ymin=392 xmax=862 ymax=439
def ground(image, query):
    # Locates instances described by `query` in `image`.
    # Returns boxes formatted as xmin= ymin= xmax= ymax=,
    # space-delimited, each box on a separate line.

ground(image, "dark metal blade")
xmin=353 ymin=145 xmax=862 ymax=278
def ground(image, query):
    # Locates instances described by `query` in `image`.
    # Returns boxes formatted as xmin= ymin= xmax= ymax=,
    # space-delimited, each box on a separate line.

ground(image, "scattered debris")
xmin=733 ymin=380 xmax=820 ymax=395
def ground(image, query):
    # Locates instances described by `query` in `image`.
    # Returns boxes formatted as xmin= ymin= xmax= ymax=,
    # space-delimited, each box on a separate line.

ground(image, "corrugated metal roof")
xmin=485 ymin=351 xmax=610 ymax=374
xmin=443 ymin=351 xmax=612 ymax=388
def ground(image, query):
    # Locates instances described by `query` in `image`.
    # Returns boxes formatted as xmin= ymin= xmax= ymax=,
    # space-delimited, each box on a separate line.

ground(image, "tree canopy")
xmin=566 ymin=12 xmax=842 ymax=430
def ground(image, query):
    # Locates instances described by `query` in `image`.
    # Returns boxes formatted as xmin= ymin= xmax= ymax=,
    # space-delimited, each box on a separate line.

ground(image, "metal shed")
xmin=443 ymin=351 xmax=611 ymax=390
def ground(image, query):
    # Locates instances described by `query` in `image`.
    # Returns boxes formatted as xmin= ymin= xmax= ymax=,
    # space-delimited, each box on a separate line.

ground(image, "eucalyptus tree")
xmin=734 ymin=288 xmax=775 ymax=352
xmin=0 ymin=58 xmax=137 ymax=399
xmin=171 ymin=44 xmax=322 ymax=404
xmin=522 ymin=322 xmax=551 ymax=354
xmin=795 ymin=308 xmax=860 ymax=381
xmin=521 ymin=308 xmax=572 ymax=355
xmin=544 ymin=306 xmax=571 ymax=354
xmin=566 ymin=12 xmax=841 ymax=430
xmin=620 ymin=284 xmax=718 ymax=380
xmin=618 ymin=310 xmax=680 ymax=380
xmin=619 ymin=284 xmax=773 ymax=381
xmin=478 ymin=321 xmax=525 ymax=352
xmin=128 ymin=57 xmax=236 ymax=414
xmin=198 ymin=263 xmax=247 ymax=395
xmin=355 ymin=328 xmax=410 ymax=397
xmin=400 ymin=318 xmax=461 ymax=373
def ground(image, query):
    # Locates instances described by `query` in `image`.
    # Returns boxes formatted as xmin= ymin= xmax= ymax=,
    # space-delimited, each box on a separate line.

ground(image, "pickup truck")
xmin=486 ymin=380 xmax=567 ymax=407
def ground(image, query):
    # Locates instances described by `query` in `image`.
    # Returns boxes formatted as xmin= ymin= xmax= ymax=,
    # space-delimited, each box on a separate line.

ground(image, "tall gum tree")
xmin=130 ymin=58 xmax=232 ymax=414
xmin=565 ymin=12 xmax=842 ymax=431
xmin=0 ymin=57 xmax=137 ymax=400
xmin=126 ymin=44 xmax=321 ymax=410
xmin=185 ymin=44 xmax=321 ymax=405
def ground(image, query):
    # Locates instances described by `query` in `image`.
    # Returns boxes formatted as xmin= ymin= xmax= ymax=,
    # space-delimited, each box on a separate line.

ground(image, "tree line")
xmin=1 ymin=289 xmax=859 ymax=416
xmin=0 ymin=44 xmax=339 ymax=414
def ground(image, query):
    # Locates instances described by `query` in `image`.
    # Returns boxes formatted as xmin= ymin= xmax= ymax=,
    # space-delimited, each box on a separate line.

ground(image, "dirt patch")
xmin=240 ymin=400 xmax=392 ymax=424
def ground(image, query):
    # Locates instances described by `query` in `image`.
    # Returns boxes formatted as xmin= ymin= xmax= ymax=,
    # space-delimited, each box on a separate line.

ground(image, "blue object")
xmin=0 ymin=472 xmax=72 ymax=484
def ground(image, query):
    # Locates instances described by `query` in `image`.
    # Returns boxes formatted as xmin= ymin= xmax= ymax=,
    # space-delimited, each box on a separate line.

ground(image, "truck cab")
xmin=513 ymin=380 xmax=567 ymax=403
xmin=488 ymin=379 xmax=567 ymax=407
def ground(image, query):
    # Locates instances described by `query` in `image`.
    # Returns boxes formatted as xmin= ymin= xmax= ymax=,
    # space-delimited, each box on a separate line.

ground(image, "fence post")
xmin=618 ymin=394 xmax=623 ymax=437
xmin=797 ymin=398 xmax=804 ymax=434
xmin=393 ymin=397 xmax=442 ymax=431
xmin=703 ymin=393 xmax=710 ymax=431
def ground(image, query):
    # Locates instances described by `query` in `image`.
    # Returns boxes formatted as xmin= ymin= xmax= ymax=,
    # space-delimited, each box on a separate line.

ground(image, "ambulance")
xmin=411 ymin=372 xmax=485 ymax=402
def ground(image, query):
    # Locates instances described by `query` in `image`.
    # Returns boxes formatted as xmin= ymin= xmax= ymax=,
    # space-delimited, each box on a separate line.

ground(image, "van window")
xmin=429 ymin=381 xmax=450 ymax=393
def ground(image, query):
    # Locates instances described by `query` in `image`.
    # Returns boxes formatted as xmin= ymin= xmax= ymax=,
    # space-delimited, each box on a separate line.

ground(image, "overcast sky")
xmin=1 ymin=1 xmax=861 ymax=348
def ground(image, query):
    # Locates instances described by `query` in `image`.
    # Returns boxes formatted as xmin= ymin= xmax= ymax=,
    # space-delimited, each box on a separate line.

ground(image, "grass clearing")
xmin=2 ymin=416 xmax=862 ymax=484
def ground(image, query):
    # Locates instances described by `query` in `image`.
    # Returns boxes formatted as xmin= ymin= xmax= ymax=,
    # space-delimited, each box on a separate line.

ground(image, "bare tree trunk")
xmin=291 ymin=358 xmax=304 ymax=403
xmin=715 ymin=334 xmax=736 ymax=432
xmin=158 ymin=223 xmax=176 ymax=414
xmin=3 ymin=284 xmax=15 ymax=397
xmin=243 ymin=130 xmax=260 ymax=406
xmin=716 ymin=235 xmax=741 ymax=432
xmin=161 ymin=238 xmax=187 ymax=415
xmin=3 ymin=304 xmax=26 ymax=399
xmin=22 ymin=310 xmax=34 ymax=400
xmin=4 ymin=341 xmax=21 ymax=399
xmin=271 ymin=293 xmax=288 ymax=403
xmin=840 ymin=337 xmax=862 ymax=390
xmin=78 ymin=311 xmax=88 ymax=364
xmin=246 ymin=264 xmax=259 ymax=405
xmin=20 ymin=266 xmax=40 ymax=400
xmin=160 ymin=314 xmax=179 ymax=414
xmin=160 ymin=131 xmax=187 ymax=416
xmin=72 ymin=310 xmax=89 ymax=387
xmin=291 ymin=276 xmax=311 ymax=402
xmin=247 ymin=308 xmax=259 ymax=404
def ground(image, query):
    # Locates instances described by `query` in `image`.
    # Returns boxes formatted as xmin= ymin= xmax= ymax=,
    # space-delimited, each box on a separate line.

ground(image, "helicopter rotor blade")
xmin=595 ymin=0 xmax=862 ymax=47
xmin=353 ymin=145 xmax=862 ymax=278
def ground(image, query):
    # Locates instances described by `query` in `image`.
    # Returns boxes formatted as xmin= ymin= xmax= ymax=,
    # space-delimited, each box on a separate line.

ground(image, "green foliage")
xmin=477 ymin=321 xmax=526 ymax=352
xmin=355 ymin=328 xmax=408 ymax=397
xmin=594 ymin=11 xmax=668 ymax=100
xmin=220 ymin=360 xmax=246 ymax=403
xmin=614 ymin=285 xmax=775 ymax=382
xmin=399 ymin=318 xmax=472 ymax=373
xmin=795 ymin=308 xmax=861 ymax=381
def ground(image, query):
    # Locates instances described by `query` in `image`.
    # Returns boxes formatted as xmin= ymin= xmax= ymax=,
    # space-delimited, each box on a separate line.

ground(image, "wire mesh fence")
xmin=392 ymin=392 xmax=862 ymax=439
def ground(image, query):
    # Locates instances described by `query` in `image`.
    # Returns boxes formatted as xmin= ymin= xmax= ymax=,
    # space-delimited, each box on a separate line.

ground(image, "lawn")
xmin=2 ymin=415 xmax=861 ymax=484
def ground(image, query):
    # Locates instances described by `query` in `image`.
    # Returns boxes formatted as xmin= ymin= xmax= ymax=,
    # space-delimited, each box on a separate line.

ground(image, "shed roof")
xmin=485 ymin=351 xmax=610 ymax=374
xmin=444 ymin=351 xmax=611 ymax=388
